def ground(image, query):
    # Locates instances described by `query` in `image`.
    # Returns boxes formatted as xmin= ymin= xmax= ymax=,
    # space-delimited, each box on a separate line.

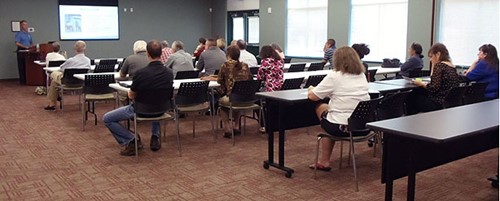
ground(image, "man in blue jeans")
xmin=103 ymin=40 xmax=174 ymax=156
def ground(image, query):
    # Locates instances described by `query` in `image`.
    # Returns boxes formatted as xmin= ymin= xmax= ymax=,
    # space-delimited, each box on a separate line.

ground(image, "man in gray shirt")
xmin=120 ymin=40 xmax=149 ymax=79
xmin=196 ymin=38 xmax=226 ymax=75
xmin=44 ymin=40 xmax=90 ymax=110
xmin=164 ymin=40 xmax=195 ymax=78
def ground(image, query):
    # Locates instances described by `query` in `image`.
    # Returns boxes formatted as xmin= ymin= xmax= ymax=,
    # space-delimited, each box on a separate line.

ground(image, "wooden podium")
xmin=25 ymin=43 xmax=53 ymax=86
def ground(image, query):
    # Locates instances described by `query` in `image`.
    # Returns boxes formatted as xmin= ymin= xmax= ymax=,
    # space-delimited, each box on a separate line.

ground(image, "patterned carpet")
xmin=0 ymin=80 xmax=498 ymax=200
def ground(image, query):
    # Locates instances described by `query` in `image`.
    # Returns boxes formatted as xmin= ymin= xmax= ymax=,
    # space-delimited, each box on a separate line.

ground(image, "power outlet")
xmin=28 ymin=27 xmax=35 ymax=32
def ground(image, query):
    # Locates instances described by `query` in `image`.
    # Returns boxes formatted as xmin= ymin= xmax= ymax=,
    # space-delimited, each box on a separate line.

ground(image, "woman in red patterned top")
xmin=257 ymin=45 xmax=284 ymax=92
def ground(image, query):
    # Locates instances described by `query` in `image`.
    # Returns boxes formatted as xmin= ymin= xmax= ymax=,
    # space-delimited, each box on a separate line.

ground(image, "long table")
xmin=280 ymin=63 xmax=400 ymax=76
xmin=366 ymin=100 xmax=499 ymax=201
xmin=256 ymin=83 xmax=417 ymax=178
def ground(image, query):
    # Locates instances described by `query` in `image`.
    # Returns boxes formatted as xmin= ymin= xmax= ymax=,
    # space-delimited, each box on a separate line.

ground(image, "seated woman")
xmin=398 ymin=42 xmax=424 ymax=78
xmin=407 ymin=43 xmax=462 ymax=115
xmin=257 ymin=45 xmax=284 ymax=92
xmin=270 ymin=43 xmax=285 ymax=60
xmin=463 ymin=44 xmax=499 ymax=99
xmin=202 ymin=45 xmax=253 ymax=138
xmin=307 ymin=46 xmax=370 ymax=171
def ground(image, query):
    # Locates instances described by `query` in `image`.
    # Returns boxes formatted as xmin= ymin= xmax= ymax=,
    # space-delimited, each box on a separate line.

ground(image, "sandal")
xmin=309 ymin=163 xmax=332 ymax=172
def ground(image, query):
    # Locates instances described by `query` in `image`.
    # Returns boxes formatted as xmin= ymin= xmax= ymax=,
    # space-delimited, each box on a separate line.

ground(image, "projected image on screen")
xmin=59 ymin=5 xmax=119 ymax=40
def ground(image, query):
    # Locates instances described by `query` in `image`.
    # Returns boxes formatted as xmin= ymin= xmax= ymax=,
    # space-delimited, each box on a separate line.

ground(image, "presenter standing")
xmin=14 ymin=20 xmax=33 ymax=84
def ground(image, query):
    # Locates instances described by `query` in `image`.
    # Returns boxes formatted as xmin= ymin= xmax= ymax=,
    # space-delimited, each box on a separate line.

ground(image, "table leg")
xmin=407 ymin=147 xmax=416 ymax=201
xmin=385 ymin=180 xmax=393 ymax=201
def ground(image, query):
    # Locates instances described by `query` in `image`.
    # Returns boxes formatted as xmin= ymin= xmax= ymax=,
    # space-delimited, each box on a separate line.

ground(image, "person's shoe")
xmin=150 ymin=135 xmax=161 ymax=152
xmin=44 ymin=105 xmax=56 ymax=111
xmin=57 ymin=96 xmax=62 ymax=102
xmin=120 ymin=140 xmax=138 ymax=156
xmin=223 ymin=132 xmax=232 ymax=139
xmin=259 ymin=127 xmax=266 ymax=133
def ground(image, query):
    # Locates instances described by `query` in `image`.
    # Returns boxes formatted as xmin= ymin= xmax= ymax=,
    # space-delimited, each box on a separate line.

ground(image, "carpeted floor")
xmin=0 ymin=80 xmax=498 ymax=200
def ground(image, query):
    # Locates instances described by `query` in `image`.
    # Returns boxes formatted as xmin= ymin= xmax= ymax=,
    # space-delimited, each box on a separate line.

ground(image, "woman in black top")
xmin=407 ymin=43 xmax=462 ymax=114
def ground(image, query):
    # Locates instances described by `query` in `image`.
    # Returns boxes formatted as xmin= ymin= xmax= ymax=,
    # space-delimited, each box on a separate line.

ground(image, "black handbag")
xmin=381 ymin=58 xmax=401 ymax=68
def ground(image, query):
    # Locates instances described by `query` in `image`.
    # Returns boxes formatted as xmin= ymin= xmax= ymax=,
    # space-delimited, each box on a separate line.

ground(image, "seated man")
xmin=119 ymin=40 xmax=149 ymax=79
xmin=160 ymin=40 xmax=174 ymax=64
xmin=44 ymin=40 xmax=90 ymax=111
xmin=103 ymin=40 xmax=174 ymax=156
xmin=118 ymin=40 xmax=149 ymax=106
xmin=164 ymin=40 xmax=195 ymax=77
xmin=45 ymin=42 xmax=66 ymax=66
xmin=196 ymin=38 xmax=226 ymax=76
xmin=236 ymin=39 xmax=258 ymax=67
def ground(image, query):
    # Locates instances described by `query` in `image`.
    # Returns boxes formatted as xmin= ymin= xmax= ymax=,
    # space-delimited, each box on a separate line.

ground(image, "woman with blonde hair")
xmin=307 ymin=46 xmax=370 ymax=171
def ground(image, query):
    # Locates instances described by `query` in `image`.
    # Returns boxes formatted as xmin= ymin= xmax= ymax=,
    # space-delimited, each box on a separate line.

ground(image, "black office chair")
xmin=82 ymin=74 xmax=116 ymax=130
xmin=442 ymin=85 xmax=467 ymax=108
xmin=313 ymin=96 xmax=383 ymax=192
xmin=283 ymin=57 xmax=292 ymax=63
xmin=367 ymin=69 xmax=377 ymax=82
xmin=218 ymin=80 xmax=262 ymax=145
xmin=58 ymin=68 xmax=90 ymax=112
xmin=303 ymin=74 xmax=326 ymax=88
xmin=249 ymin=67 xmax=259 ymax=75
xmin=47 ymin=60 xmax=65 ymax=67
xmin=174 ymin=81 xmax=215 ymax=142
xmin=463 ymin=82 xmax=488 ymax=104
xmin=175 ymin=70 xmax=199 ymax=79
xmin=133 ymin=87 xmax=178 ymax=157
xmin=308 ymin=62 xmax=325 ymax=71
xmin=93 ymin=64 xmax=116 ymax=73
xmin=214 ymin=69 xmax=219 ymax=75
xmin=98 ymin=59 xmax=118 ymax=66
xmin=256 ymin=57 xmax=262 ymax=65
xmin=281 ymin=77 xmax=304 ymax=90
xmin=116 ymin=58 xmax=126 ymax=72
xmin=408 ymin=69 xmax=423 ymax=78
xmin=288 ymin=63 xmax=306 ymax=72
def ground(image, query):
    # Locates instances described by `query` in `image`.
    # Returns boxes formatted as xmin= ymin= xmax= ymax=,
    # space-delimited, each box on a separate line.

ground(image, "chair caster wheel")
xmin=263 ymin=162 xmax=269 ymax=169
xmin=285 ymin=171 xmax=292 ymax=178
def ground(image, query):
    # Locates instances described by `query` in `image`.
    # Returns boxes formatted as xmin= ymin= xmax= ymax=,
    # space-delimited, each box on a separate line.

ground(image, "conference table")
xmin=256 ymin=82 xmax=417 ymax=178
xmin=279 ymin=62 xmax=400 ymax=76
xmin=367 ymin=99 xmax=499 ymax=201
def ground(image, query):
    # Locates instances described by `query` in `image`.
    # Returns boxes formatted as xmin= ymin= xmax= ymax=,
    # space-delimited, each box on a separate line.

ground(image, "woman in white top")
xmin=45 ymin=42 xmax=66 ymax=66
xmin=307 ymin=46 xmax=370 ymax=171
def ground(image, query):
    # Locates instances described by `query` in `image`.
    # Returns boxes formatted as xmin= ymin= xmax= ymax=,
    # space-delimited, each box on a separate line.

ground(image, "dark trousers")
xmin=406 ymin=88 xmax=442 ymax=115
xmin=16 ymin=51 xmax=26 ymax=84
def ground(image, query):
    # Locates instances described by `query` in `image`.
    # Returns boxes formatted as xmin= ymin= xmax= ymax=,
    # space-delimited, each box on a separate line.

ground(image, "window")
xmin=350 ymin=0 xmax=408 ymax=62
xmin=437 ymin=0 xmax=499 ymax=65
xmin=286 ymin=0 xmax=328 ymax=58
xmin=228 ymin=10 xmax=259 ymax=45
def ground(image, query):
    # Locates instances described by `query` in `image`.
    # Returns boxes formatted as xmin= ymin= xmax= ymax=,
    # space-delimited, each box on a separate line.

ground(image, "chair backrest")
xmin=229 ymin=80 xmax=261 ymax=104
xmin=83 ymin=74 xmax=115 ymax=94
xmin=175 ymin=70 xmax=200 ymax=79
xmin=288 ymin=63 xmax=306 ymax=72
xmin=116 ymin=58 xmax=126 ymax=72
xmin=283 ymin=57 xmax=292 ymax=63
xmin=93 ymin=64 xmax=116 ymax=73
xmin=175 ymin=81 xmax=209 ymax=105
xmin=348 ymin=96 xmax=383 ymax=133
xmin=308 ymin=62 xmax=325 ymax=71
xmin=48 ymin=60 xmax=65 ymax=67
xmin=443 ymin=85 xmax=467 ymax=108
xmin=377 ymin=90 xmax=412 ymax=120
xmin=408 ymin=69 xmax=422 ymax=78
xmin=249 ymin=67 xmax=259 ymax=75
xmin=214 ymin=69 xmax=220 ymax=75
xmin=303 ymin=74 xmax=326 ymax=88
xmin=420 ymin=70 xmax=431 ymax=77
xmin=256 ymin=57 xmax=262 ymax=65
xmin=62 ymin=68 xmax=89 ymax=86
xmin=281 ymin=77 xmax=304 ymax=90
xmin=463 ymin=82 xmax=488 ymax=104
xmin=134 ymin=87 xmax=174 ymax=117
xmin=367 ymin=69 xmax=377 ymax=82
xmin=98 ymin=59 xmax=118 ymax=66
